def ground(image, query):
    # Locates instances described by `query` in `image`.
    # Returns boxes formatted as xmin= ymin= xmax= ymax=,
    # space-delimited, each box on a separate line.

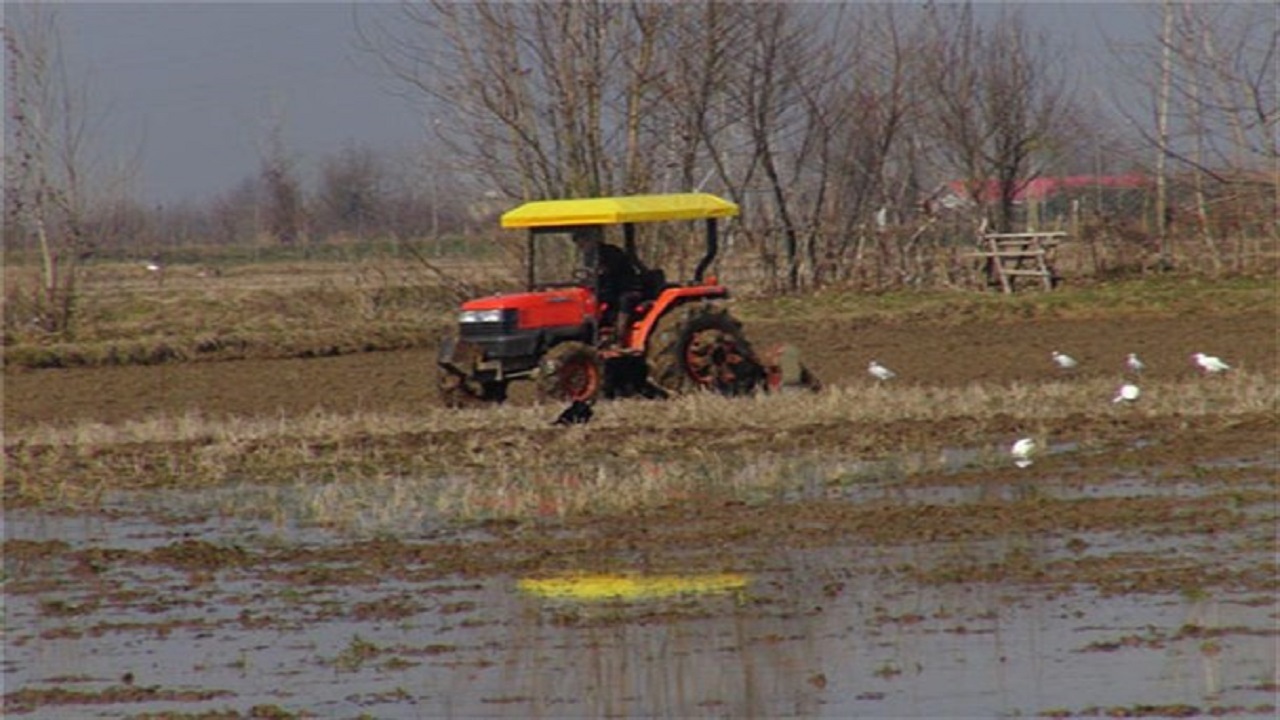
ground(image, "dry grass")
xmin=734 ymin=274 xmax=1276 ymax=326
xmin=2 ymin=257 xmax=517 ymax=368
xmin=6 ymin=371 xmax=1275 ymax=530
xmin=11 ymin=370 xmax=1271 ymax=447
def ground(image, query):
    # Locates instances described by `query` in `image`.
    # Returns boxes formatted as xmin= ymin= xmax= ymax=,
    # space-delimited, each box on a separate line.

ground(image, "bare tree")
xmin=1106 ymin=2 xmax=1277 ymax=270
xmin=720 ymin=4 xmax=814 ymax=290
xmin=357 ymin=1 xmax=1102 ymax=292
xmin=210 ymin=177 xmax=261 ymax=247
xmin=258 ymin=117 xmax=304 ymax=245
xmin=362 ymin=2 xmax=584 ymax=198
xmin=4 ymin=5 xmax=100 ymax=335
xmin=314 ymin=142 xmax=386 ymax=240
xmin=1152 ymin=4 xmax=1278 ymax=171
xmin=359 ymin=0 xmax=762 ymax=282
xmin=817 ymin=6 xmax=925 ymax=287
xmin=1154 ymin=0 xmax=1174 ymax=260
xmin=920 ymin=4 xmax=1071 ymax=233
xmin=360 ymin=1 xmax=748 ymax=204
xmin=685 ymin=4 xmax=872 ymax=291
xmin=650 ymin=2 xmax=747 ymax=195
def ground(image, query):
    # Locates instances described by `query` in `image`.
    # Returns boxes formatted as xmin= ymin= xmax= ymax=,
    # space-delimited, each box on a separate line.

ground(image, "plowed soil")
xmin=5 ymin=308 xmax=1277 ymax=718
xmin=5 ymin=311 xmax=1275 ymax=427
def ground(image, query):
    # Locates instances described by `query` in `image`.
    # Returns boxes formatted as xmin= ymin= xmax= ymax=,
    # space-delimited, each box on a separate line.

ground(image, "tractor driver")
xmin=575 ymin=230 xmax=643 ymax=343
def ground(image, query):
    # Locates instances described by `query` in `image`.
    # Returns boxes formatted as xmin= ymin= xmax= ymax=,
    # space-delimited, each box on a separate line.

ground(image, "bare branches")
xmin=350 ymin=2 xmax=1266 ymax=290
xmin=920 ymin=4 xmax=1070 ymax=232
xmin=258 ymin=115 xmax=304 ymax=246
xmin=4 ymin=5 xmax=97 ymax=333
xmin=1108 ymin=4 xmax=1277 ymax=176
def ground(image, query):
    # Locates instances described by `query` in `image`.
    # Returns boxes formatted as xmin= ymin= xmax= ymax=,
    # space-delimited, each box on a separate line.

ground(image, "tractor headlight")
xmin=459 ymin=309 xmax=505 ymax=324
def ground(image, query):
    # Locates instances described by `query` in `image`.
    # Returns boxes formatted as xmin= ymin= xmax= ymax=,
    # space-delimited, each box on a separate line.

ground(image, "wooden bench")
xmin=966 ymin=231 xmax=1065 ymax=293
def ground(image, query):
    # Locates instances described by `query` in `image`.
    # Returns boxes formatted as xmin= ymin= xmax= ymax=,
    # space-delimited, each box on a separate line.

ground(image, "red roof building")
xmin=937 ymin=174 xmax=1150 ymax=206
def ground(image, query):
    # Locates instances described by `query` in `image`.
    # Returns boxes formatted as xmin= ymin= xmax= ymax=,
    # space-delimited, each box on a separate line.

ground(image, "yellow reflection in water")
xmin=518 ymin=572 xmax=748 ymax=601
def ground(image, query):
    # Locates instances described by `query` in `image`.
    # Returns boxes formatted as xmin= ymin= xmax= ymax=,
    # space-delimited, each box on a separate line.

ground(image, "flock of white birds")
xmin=863 ymin=347 xmax=1235 ymax=469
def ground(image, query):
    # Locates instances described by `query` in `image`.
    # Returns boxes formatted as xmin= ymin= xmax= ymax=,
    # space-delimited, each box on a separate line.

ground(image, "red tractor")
xmin=436 ymin=193 xmax=815 ymax=406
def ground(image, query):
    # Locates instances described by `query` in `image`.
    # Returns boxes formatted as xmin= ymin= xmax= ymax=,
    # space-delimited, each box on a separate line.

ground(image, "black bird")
xmin=553 ymin=400 xmax=593 ymax=426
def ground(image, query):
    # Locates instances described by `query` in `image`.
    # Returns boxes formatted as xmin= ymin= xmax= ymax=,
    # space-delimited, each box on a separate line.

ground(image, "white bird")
xmin=1112 ymin=383 xmax=1141 ymax=403
xmin=1126 ymin=353 xmax=1145 ymax=374
xmin=1192 ymin=352 xmax=1230 ymax=375
xmin=1051 ymin=351 xmax=1078 ymax=370
xmin=868 ymin=360 xmax=896 ymax=382
xmin=1011 ymin=437 xmax=1038 ymax=468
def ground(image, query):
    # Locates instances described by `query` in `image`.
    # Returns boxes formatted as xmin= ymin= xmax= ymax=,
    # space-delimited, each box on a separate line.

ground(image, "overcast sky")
xmin=33 ymin=2 xmax=1152 ymax=207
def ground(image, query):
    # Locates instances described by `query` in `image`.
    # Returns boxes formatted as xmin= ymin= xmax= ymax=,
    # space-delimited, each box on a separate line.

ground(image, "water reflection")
xmin=518 ymin=572 xmax=748 ymax=601
xmin=500 ymin=553 xmax=1276 ymax=718
xmin=4 ymin=450 xmax=1276 ymax=718
xmin=6 ymin=507 xmax=1275 ymax=718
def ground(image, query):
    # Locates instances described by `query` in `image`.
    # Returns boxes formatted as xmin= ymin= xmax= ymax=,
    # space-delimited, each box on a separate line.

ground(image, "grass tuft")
xmin=6 ymin=371 xmax=1275 ymax=529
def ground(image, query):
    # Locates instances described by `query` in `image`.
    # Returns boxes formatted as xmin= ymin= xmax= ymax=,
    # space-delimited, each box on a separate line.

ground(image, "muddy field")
xmin=4 ymin=309 xmax=1278 ymax=718
xmin=5 ymin=310 xmax=1276 ymax=426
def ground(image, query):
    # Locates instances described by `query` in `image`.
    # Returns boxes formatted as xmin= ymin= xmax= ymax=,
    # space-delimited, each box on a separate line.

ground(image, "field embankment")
xmin=4 ymin=274 xmax=1275 ymax=427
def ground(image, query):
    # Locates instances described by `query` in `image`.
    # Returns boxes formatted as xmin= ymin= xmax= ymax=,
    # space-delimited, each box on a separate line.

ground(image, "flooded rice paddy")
xmin=5 ymin=442 xmax=1276 ymax=719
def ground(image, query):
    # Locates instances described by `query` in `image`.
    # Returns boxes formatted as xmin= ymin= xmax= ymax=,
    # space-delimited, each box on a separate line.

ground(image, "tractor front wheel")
xmin=537 ymin=341 xmax=604 ymax=403
xmin=646 ymin=304 xmax=766 ymax=396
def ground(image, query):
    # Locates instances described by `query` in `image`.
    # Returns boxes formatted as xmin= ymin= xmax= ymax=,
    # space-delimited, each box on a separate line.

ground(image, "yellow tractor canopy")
xmin=501 ymin=192 xmax=739 ymax=229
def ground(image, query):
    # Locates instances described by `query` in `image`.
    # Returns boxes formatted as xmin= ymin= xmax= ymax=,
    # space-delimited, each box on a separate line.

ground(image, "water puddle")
xmin=4 ymin=450 xmax=1276 ymax=717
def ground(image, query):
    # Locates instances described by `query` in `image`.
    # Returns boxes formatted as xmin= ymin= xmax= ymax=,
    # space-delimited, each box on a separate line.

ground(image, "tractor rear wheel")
xmin=537 ymin=341 xmax=604 ymax=403
xmin=646 ymin=304 xmax=766 ymax=396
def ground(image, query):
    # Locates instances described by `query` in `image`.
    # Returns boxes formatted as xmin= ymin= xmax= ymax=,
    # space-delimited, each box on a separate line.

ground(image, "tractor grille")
xmin=460 ymin=321 xmax=509 ymax=338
